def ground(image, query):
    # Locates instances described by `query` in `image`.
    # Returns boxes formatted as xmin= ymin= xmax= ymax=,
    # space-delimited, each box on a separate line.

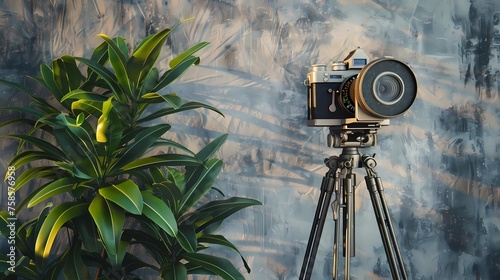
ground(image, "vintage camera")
xmin=305 ymin=48 xmax=417 ymax=129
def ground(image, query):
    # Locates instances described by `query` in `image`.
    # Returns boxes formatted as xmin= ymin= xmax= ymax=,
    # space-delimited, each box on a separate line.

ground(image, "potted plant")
xmin=0 ymin=19 xmax=260 ymax=279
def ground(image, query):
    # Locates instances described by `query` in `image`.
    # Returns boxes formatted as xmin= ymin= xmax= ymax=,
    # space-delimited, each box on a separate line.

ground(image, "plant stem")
xmin=93 ymin=248 xmax=107 ymax=280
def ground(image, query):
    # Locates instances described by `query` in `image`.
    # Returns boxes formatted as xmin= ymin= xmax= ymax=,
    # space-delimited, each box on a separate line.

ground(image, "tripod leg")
xmin=374 ymin=177 xmax=407 ymax=279
xmin=300 ymin=166 xmax=337 ymax=280
xmin=365 ymin=176 xmax=400 ymax=279
xmin=363 ymin=156 xmax=407 ymax=280
xmin=342 ymin=171 xmax=355 ymax=280
xmin=332 ymin=174 xmax=341 ymax=279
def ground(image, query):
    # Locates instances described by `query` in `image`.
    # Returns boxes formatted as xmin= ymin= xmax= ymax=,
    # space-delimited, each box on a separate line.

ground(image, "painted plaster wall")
xmin=0 ymin=0 xmax=499 ymax=279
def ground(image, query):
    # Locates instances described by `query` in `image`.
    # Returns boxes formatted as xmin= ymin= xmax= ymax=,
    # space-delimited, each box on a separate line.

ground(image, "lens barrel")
xmin=353 ymin=58 xmax=417 ymax=118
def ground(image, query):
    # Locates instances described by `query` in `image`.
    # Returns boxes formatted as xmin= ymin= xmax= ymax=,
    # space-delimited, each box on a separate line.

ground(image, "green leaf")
xmin=177 ymin=225 xmax=197 ymax=253
xmin=109 ymin=98 xmax=133 ymax=125
xmin=122 ymin=252 xmax=158 ymax=274
xmin=74 ymin=57 xmax=126 ymax=104
xmin=0 ymin=106 xmax=46 ymax=120
xmin=190 ymin=197 xmax=262 ymax=233
xmin=141 ymin=191 xmax=177 ymax=237
xmin=137 ymin=101 xmax=224 ymax=123
xmin=99 ymin=179 xmax=143 ymax=215
xmin=73 ymin=213 xmax=101 ymax=253
xmin=7 ymin=151 xmax=62 ymax=181
xmin=0 ymin=256 xmax=39 ymax=279
xmin=119 ymin=154 xmax=201 ymax=173
xmin=169 ymin=41 xmax=209 ymax=68
xmin=27 ymin=177 xmax=76 ymax=208
xmin=12 ymin=166 xmax=57 ymax=194
xmin=89 ymin=194 xmax=125 ymax=257
xmin=54 ymin=161 xmax=95 ymax=180
xmin=99 ymin=104 xmax=123 ymax=157
xmin=62 ymin=241 xmax=91 ymax=280
xmin=184 ymin=264 xmax=217 ymax=277
xmin=127 ymin=19 xmax=189 ymax=85
xmin=140 ymin=92 xmax=183 ymax=108
xmin=153 ymin=181 xmax=182 ymax=213
xmin=44 ymin=253 xmax=69 ymax=280
xmin=166 ymin=167 xmax=186 ymax=191
xmin=75 ymin=112 xmax=85 ymax=125
xmin=150 ymin=138 xmax=196 ymax=156
xmin=53 ymin=114 xmax=101 ymax=178
xmin=161 ymin=263 xmax=187 ymax=280
xmin=0 ymin=77 xmax=31 ymax=94
xmin=98 ymin=35 xmax=128 ymax=63
xmin=34 ymin=202 xmax=89 ymax=268
xmin=195 ymin=134 xmax=228 ymax=161
xmin=39 ymin=63 xmax=65 ymax=104
xmin=0 ymin=118 xmax=35 ymax=131
xmin=110 ymin=124 xmax=171 ymax=172
xmin=183 ymin=253 xmax=245 ymax=280
xmin=61 ymin=89 xmax=109 ymax=102
xmin=71 ymin=99 xmax=103 ymax=118
xmin=179 ymin=159 xmax=223 ymax=215
xmin=6 ymin=162 xmax=59 ymax=190
xmin=122 ymin=229 xmax=167 ymax=264
xmin=52 ymin=59 xmax=70 ymax=93
xmin=16 ymin=182 xmax=57 ymax=214
xmin=151 ymin=55 xmax=199 ymax=93
xmin=99 ymin=34 xmax=133 ymax=98
xmin=17 ymin=204 xmax=52 ymax=262
xmin=138 ymin=67 xmax=158 ymax=96
xmin=85 ymin=41 xmax=109 ymax=83
xmin=149 ymin=166 xmax=166 ymax=183
xmin=108 ymin=240 xmax=128 ymax=268
xmin=0 ymin=211 xmax=11 ymax=237
xmin=198 ymin=234 xmax=251 ymax=273
xmin=0 ymin=78 xmax=59 ymax=113
xmin=3 ymin=134 xmax=67 ymax=161
xmin=55 ymin=55 xmax=85 ymax=92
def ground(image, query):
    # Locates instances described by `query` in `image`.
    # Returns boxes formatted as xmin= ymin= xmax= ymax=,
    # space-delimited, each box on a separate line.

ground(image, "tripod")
xmin=299 ymin=130 xmax=407 ymax=280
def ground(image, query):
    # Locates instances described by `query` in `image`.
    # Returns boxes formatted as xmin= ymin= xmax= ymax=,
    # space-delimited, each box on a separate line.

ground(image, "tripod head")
xmin=327 ymin=123 xmax=380 ymax=148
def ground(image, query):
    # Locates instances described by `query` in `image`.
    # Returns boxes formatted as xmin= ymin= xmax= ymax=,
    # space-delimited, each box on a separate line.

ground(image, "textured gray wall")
xmin=1 ymin=0 xmax=500 ymax=279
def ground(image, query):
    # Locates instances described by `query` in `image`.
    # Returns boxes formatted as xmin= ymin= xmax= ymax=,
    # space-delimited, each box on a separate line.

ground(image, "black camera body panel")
xmin=307 ymin=71 xmax=359 ymax=127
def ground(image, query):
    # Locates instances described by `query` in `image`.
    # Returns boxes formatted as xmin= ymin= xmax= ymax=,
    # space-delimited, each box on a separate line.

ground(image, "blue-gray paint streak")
xmin=1 ymin=0 xmax=499 ymax=279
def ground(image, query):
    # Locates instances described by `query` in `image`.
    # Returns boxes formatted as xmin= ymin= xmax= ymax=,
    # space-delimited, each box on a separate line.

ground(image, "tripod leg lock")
xmin=362 ymin=154 xmax=378 ymax=177
xmin=332 ymin=199 xmax=339 ymax=221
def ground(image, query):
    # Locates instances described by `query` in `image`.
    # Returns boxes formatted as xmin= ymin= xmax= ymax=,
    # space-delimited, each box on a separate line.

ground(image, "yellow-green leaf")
xmin=28 ymin=177 xmax=76 ymax=208
xmin=96 ymin=98 xmax=113 ymax=143
xmin=35 ymin=202 xmax=89 ymax=268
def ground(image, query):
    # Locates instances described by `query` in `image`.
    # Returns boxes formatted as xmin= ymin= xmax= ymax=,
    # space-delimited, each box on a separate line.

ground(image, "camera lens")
xmin=354 ymin=58 xmax=417 ymax=118
xmin=373 ymin=72 xmax=404 ymax=105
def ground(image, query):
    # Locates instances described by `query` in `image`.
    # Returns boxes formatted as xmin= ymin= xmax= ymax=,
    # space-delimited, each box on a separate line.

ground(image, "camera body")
xmin=305 ymin=48 xmax=417 ymax=129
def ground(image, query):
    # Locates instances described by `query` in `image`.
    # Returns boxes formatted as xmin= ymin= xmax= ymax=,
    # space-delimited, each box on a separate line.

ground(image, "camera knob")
xmin=311 ymin=64 xmax=327 ymax=72
xmin=331 ymin=62 xmax=346 ymax=71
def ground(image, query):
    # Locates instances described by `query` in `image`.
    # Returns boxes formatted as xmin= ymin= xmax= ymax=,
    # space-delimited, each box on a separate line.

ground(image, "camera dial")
xmin=332 ymin=62 xmax=347 ymax=71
